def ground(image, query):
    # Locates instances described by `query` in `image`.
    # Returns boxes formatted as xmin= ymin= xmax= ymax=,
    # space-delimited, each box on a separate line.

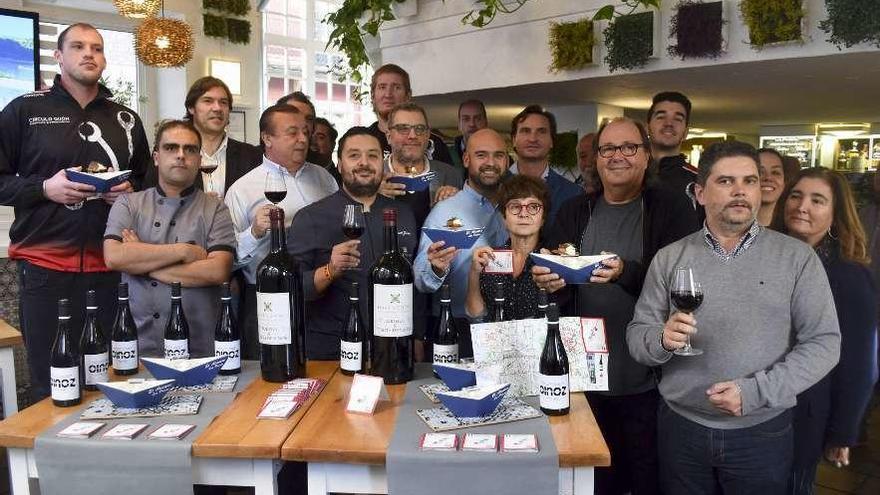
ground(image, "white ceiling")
xmin=414 ymin=51 xmax=880 ymax=137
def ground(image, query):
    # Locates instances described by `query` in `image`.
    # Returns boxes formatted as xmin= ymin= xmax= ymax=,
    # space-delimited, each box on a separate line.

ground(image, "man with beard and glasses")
xmin=288 ymin=127 xmax=418 ymax=359
xmin=414 ymin=128 xmax=511 ymax=357
xmin=628 ymin=141 xmax=840 ymax=494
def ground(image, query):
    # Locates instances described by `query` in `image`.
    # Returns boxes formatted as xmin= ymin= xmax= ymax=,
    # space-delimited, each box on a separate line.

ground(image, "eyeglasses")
xmin=506 ymin=202 xmax=544 ymax=215
xmin=390 ymin=124 xmax=428 ymax=136
xmin=597 ymin=143 xmax=643 ymax=158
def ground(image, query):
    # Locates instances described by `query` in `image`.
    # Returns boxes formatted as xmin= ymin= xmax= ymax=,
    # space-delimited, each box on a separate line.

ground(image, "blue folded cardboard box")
xmin=66 ymin=169 xmax=132 ymax=193
xmin=433 ymin=363 xmax=477 ymax=391
xmin=423 ymin=227 xmax=484 ymax=250
xmin=97 ymin=379 xmax=177 ymax=408
xmin=529 ymin=253 xmax=616 ymax=284
xmin=141 ymin=356 xmax=227 ymax=387
xmin=436 ymin=383 xmax=510 ymax=418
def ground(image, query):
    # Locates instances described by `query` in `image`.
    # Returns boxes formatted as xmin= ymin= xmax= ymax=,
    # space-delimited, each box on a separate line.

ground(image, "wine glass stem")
xmin=682 ymin=310 xmax=694 ymax=351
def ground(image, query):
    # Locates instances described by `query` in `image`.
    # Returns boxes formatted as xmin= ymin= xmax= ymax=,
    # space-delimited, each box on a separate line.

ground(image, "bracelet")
xmin=324 ymin=263 xmax=333 ymax=280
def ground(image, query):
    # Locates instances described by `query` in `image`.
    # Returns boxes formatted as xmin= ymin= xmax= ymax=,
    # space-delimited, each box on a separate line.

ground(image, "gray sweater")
xmin=627 ymin=228 xmax=841 ymax=429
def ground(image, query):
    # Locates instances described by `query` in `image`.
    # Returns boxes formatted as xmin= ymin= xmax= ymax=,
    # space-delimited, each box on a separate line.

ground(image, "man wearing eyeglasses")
xmin=103 ymin=120 xmax=235 ymax=358
xmin=533 ymin=117 xmax=695 ymax=495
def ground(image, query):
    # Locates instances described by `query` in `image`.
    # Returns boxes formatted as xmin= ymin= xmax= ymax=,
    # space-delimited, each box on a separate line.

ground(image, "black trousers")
xmin=586 ymin=388 xmax=661 ymax=495
xmin=17 ymin=261 xmax=119 ymax=401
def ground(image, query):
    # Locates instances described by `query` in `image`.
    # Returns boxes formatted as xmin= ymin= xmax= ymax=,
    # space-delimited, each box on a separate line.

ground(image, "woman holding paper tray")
xmin=465 ymin=175 xmax=550 ymax=320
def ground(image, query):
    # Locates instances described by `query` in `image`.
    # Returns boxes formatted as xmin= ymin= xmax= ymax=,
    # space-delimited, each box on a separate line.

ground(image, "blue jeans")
xmin=658 ymin=400 xmax=793 ymax=495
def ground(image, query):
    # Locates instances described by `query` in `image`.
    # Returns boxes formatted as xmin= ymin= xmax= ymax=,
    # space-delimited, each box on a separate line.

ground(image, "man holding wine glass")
xmin=287 ymin=127 xmax=418 ymax=360
xmin=628 ymin=141 xmax=841 ymax=493
xmin=225 ymin=104 xmax=338 ymax=359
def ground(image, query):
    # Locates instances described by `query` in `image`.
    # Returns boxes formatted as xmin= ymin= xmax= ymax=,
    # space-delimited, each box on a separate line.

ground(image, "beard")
xmin=343 ymin=170 xmax=381 ymax=197
xmin=469 ymin=164 xmax=503 ymax=191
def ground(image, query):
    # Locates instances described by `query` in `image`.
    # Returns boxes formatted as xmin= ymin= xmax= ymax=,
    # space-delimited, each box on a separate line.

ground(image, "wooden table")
xmin=281 ymin=372 xmax=610 ymax=495
xmin=0 ymin=319 xmax=23 ymax=418
xmin=0 ymin=360 xmax=337 ymax=495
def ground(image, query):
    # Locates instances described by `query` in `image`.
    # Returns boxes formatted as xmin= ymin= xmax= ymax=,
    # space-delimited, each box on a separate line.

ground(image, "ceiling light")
xmin=113 ymin=0 xmax=161 ymax=19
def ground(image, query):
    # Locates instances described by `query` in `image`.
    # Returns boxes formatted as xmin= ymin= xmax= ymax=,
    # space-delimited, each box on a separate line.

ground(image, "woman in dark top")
xmin=465 ymin=175 xmax=549 ymax=320
xmin=771 ymin=168 xmax=879 ymax=494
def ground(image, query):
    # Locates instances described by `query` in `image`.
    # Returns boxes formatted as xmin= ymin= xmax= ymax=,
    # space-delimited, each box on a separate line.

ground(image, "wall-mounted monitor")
xmin=0 ymin=8 xmax=40 ymax=109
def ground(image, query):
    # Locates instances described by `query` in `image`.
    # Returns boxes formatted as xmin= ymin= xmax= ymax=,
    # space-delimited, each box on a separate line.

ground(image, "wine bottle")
xmin=164 ymin=282 xmax=190 ymax=360
xmin=111 ymin=282 xmax=139 ymax=375
xmin=539 ymin=303 xmax=570 ymax=416
xmin=370 ymin=208 xmax=414 ymax=384
xmin=433 ymin=283 xmax=459 ymax=375
xmin=50 ymin=299 xmax=81 ymax=407
xmin=256 ymin=207 xmax=306 ymax=382
xmin=214 ymin=282 xmax=241 ymax=375
xmin=339 ymin=281 xmax=365 ymax=376
xmin=536 ymin=288 xmax=548 ymax=320
xmin=491 ymin=281 xmax=506 ymax=322
xmin=80 ymin=290 xmax=109 ymax=390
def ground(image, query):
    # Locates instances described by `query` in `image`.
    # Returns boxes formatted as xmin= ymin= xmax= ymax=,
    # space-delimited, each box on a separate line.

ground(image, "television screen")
xmin=0 ymin=8 xmax=39 ymax=110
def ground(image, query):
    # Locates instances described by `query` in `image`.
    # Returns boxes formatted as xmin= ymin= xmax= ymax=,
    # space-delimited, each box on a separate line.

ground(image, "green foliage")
xmin=550 ymin=131 xmax=578 ymax=171
xmin=668 ymin=1 xmax=724 ymax=59
xmin=603 ymin=11 xmax=654 ymax=72
xmin=203 ymin=0 xmax=250 ymax=16
xmin=593 ymin=0 xmax=661 ymax=20
xmin=462 ymin=0 xmax=530 ymax=28
xmin=203 ymin=0 xmax=225 ymax=11
xmin=226 ymin=18 xmax=251 ymax=44
xmin=739 ymin=0 xmax=803 ymax=47
xmin=203 ymin=14 xmax=227 ymax=39
xmin=549 ymin=18 xmax=594 ymax=72
xmin=99 ymin=76 xmax=135 ymax=108
xmin=820 ymin=0 xmax=880 ymax=48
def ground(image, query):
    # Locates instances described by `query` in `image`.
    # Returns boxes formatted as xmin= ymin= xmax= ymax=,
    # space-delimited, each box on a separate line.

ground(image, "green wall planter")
xmin=549 ymin=18 xmax=595 ymax=72
xmin=603 ymin=11 xmax=655 ymax=73
xmin=820 ymin=0 xmax=880 ymax=48
xmin=669 ymin=1 xmax=725 ymax=59
xmin=739 ymin=0 xmax=804 ymax=48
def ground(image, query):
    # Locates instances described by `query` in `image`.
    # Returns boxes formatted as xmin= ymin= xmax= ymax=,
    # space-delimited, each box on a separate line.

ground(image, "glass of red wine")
xmin=342 ymin=204 xmax=365 ymax=240
xmin=264 ymin=172 xmax=287 ymax=205
xmin=671 ymin=266 xmax=704 ymax=356
xmin=200 ymin=161 xmax=218 ymax=194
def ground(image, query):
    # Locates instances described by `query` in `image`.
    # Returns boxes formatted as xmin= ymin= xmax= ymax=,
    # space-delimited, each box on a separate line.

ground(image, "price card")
xmin=462 ymin=433 xmax=498 ymax=452
xmin=346 ymin=374 xmax=387 ymax=415
xmin=484 ymin=250 xmax=513 ymax=274
xmin=420 ymin=432 xmax=458 ymax=451
xmin=57 ymin=422 xmax=105 ymax=438
xmin=501 ymin=434 xmax=539 ymax=453
xmin=149 ymin=424 xmax=196 ymax=440
xmin=102 ymin=423 xmax=149 ymax=440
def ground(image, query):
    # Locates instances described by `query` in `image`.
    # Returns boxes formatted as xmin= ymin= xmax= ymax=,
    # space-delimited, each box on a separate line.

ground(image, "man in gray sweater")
xmin=627 ymin=140 xmax=840 ymax=494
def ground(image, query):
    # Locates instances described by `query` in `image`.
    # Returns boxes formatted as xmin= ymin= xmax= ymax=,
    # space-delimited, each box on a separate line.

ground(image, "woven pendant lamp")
xmin=113 ymin=0 xmax=161 ymax=19
xmin=134 ymin=1 xmax=194 ymax=68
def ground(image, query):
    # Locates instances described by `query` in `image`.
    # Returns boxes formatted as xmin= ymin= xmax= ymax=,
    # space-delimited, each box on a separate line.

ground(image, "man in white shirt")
xmin=225 ymin=104 xmax=338 ymax=358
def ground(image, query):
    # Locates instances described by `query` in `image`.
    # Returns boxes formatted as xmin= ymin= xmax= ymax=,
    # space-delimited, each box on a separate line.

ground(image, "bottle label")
xmin=538 ymin=373 xmax=570 ymax=411
xmin=256 ymin=292 xmax=292 ymax=345
xmin=339 ymin=340 xmax=362 ymax=372
xmin=111 ymin=340 xmax=138 ymax=370
xmin=373 ymin=283 xmax=413 ymax=338
xmin=215 ymin=340 xmax=241 ymax=370
xmin=164 ymin=339 xmax=189 ymax=360
xmin=83 ymin=352 xmax=110 ymax=385
xmin=433 ymin=343 xmax=459 ymax=365
xmin=51 ymin=366 xmax=80 ymax=401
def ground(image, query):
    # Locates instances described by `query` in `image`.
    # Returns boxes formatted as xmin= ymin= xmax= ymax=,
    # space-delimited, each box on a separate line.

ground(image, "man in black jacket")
xmin=534 ymin=117 xmax=697 ymax=495
xmin=0 ymin=23 xmax=150 ymax=400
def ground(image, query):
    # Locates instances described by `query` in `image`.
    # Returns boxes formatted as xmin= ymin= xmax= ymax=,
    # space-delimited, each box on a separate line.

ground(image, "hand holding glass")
xmin=671 ymin=267 xmax=703 ymax=356
xmin=342 ymin=204 xmax=365 ymax=240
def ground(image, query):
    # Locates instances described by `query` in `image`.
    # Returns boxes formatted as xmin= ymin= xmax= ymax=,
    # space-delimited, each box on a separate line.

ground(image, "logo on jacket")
xmin=78 ymin=121 xmax=121 ymax=171
xmin=28 ymin=116 xmax=70 ymax=126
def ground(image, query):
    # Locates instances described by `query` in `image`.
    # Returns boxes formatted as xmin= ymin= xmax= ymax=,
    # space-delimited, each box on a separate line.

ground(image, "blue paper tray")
xmin=433 ymin=363 xmax=477 ymax=391
xmin=66 ymin=169 xmax=132 ymax=193
xmin=141 ymin=356 xmax=227 ymax=387
xmin=388 ymin=171 xmax=434 ymax=192
xmin=96 ymin=379 xmax=176 ymax=408
xmin=436 ymin=383 xmax=510 ymax=418
xmin=529 ymin=253 xmax=616 ymax=285
xmin=423 ymin=227 xmax=484 ymax=250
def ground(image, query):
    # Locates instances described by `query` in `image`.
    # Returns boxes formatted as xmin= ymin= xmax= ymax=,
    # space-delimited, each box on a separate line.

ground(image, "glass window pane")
xmin=288 ymin=78 xmax=301 ymax=93
xmin=266 ymin=13 xmax=285 ymax=35
xmin=315 ymin=82 xmax=328 ymax=101
xmin=265 ymin=0 xmax=285 ymax=13
xmin=267 ymin=77 xmax=285 ymax=104
xmin=332 ymin=83 xmax=346 ymax=102
xmin=266 ymin=45 xmax=285 ymax=72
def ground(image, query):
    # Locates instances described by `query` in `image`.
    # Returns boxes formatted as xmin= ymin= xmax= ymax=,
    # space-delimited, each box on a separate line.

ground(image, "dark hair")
xmin=370 ymin=63 xmax=412 ymax=97
xmin=387 ymin=102 xmax=429 ymax=128
xmin=647 ymin=91 xmax=692 ymax=125
xmin=771 ymin=167 xmax=869 ymax=266
xmin=458 ymin=99 xmax=486 ymax=119
xmin=314 ymin=117 xmax=338 ymax=143
xmin=696 ymin=140 xmax=759 ymax=186
xmin=495 ymin=174 xmax=552 ymax=225
xmin=337 ymin=127 xmax=380 ymax=159
xmin=259 ymin=104 xmax=301 ymax=138
xmin=152 ymin=119 xmax=202 ymax=152
xmin=184 ymin=76 xmax=233 ymax=120
xmin=781 ymin=155 xmax=802 ymax=185
xmin=757 ymin=147 xmax=784 ymax=164
xmin=57 ymin=23 xmax=101 ymax=51
xmin=276 ymin=91 xmax=316 ymax=116
xmin=511 ymin=104 xmax=557 ymax=146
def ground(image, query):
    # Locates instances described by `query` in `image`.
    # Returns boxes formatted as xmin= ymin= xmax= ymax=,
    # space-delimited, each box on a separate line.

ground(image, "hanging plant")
xmin=819 ymin=0 xmax=880 ymax=48
xmin=548 ymin=18 xmax=595 ymax=72
xmin=603 ymin=11 xmax=654 ymax=73
xmin=668 ymin=1 xmax=725 ymax=59
xmin=739 ymin=0 xmax=804 ymax=47
xmin=203 ymin=13 xmax=227 ymax=39
xmin=226 ymin=18 xmax=251 ymax=44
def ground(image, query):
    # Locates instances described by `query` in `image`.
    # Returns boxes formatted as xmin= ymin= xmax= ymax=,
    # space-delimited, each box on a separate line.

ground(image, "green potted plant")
xmin=548 ymin=18 xmax=595 ymax=72
xmin=820 ymin=0 xmax=880 ymax=48
xmin=739 ymin=0 xmax=804 ymax=48
xmin=668 ymin=1 xmax=725 ymax=59
xmin=603 ymin=10 xmax=655 ymax=72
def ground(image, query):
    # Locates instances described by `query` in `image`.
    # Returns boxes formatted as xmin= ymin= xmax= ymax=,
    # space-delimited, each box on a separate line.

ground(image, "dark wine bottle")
xmin=214 ymin=282 xmax=241 ymax=375
xmin=80 ymin=290 xmax=109 ymax=390
xmin=536 ymin=288 xmax=548 ymax=320
xmin=111 ymin=282 xmax=139 ymax=375
xmin=50 ymin=299 xmax=81 ymax=407
xmin=256 ymin=208 xmax=306 ymax=382
xmin=539 ymin=303 xmax=570 ymax=416
xmin=164 ymin=282 xmax=190 ymax=360
xmin=491 ymin=281 xmax=506 ymax=322
xmin=339 ymin=281 xmax=365 ymax=375
xmin=369 ymin=208 xmax=414 ymax=384
xmin=433 ymin=283 xmax=459 ymax=376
